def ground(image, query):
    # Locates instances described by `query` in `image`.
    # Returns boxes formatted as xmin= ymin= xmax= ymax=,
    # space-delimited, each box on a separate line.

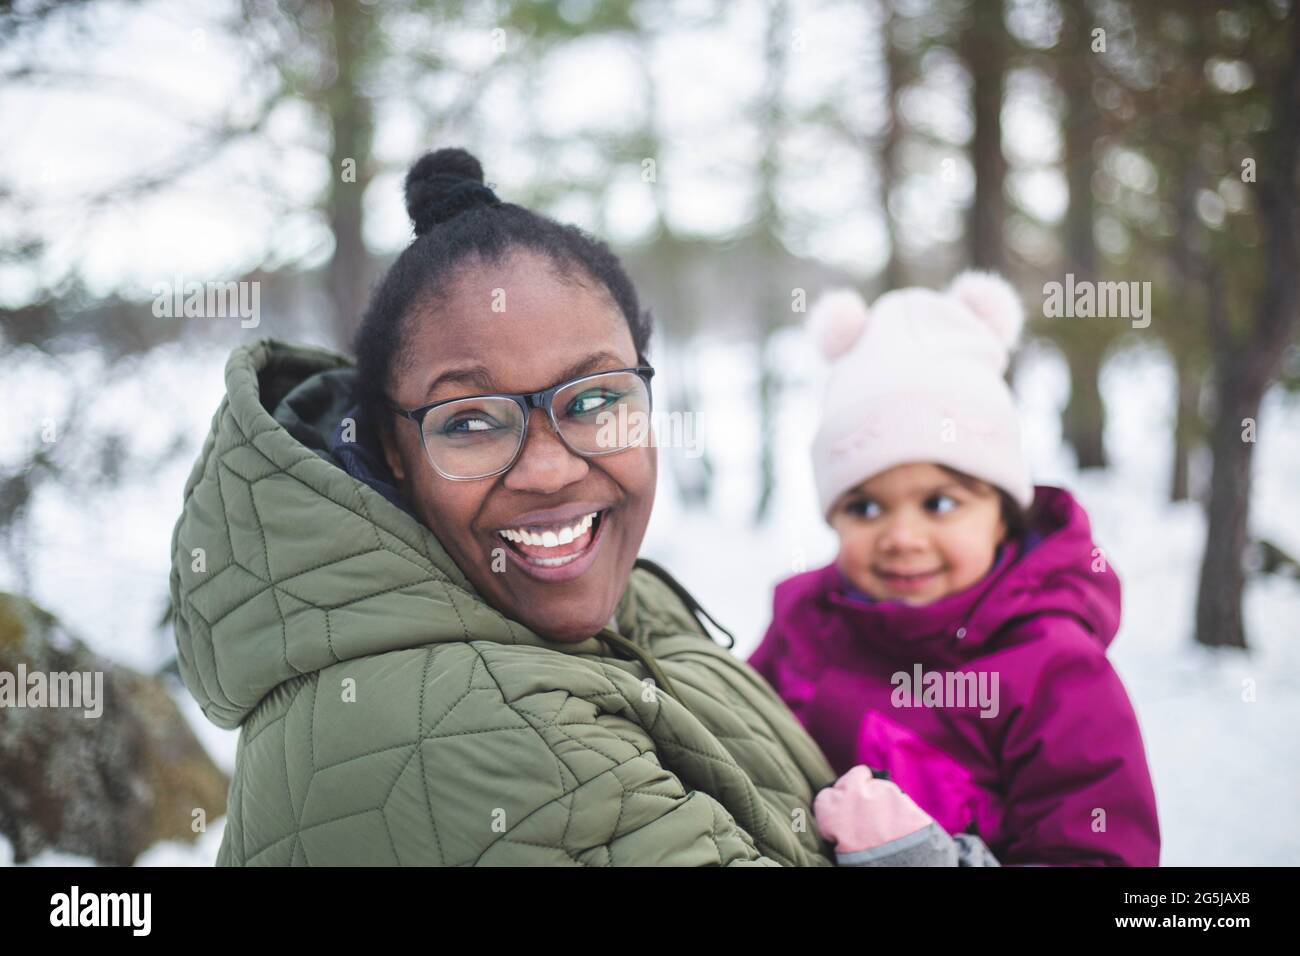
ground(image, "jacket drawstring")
xmin=594 ymin=559 xmax=737 ymax=710
xmin=632 ymin=557 xmax=736 ymax=649
xmin=596 ymin=627 xmax=682 ymax=703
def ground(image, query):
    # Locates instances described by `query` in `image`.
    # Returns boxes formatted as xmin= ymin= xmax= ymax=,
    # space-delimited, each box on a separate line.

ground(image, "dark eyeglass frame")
xmin=388 ymin=365 xmax=656 ymax=481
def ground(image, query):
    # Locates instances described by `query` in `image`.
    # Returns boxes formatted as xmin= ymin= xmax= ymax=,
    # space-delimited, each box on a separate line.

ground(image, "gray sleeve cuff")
xmin=834 ymin=825 xmax=1002 ymax=867
xmin=834 ymin=822 xmax=959 ymax=867
xmin=953 ymin=832 xmax=1001 ymax=867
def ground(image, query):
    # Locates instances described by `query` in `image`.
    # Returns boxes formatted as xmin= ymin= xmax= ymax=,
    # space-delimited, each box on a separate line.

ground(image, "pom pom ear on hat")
xmin=807 ymin=288 xmax=871 ymax=360
xmin=947 ymin=270 xmax=1025 ymax=349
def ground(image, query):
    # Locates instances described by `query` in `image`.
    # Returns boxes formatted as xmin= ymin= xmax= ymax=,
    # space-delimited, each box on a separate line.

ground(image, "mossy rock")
xmin=0 ymin=592 xmax=228 ymax=864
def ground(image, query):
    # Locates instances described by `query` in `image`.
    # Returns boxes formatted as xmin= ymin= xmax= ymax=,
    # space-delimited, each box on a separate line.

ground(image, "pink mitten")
xmin=814 ymin=765 xmax=936 ymax=854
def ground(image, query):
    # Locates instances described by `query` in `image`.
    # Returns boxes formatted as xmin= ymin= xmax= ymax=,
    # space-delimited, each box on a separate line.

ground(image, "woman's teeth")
xmin=496 ymin=511 xmax=603 ymax=571
xmin=498 ymin=512 xmax=597 ymax=548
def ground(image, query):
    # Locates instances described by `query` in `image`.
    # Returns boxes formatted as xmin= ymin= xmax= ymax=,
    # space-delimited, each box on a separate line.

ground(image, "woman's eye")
xmin=443 ymin=415 xmax=500 ymax=434
xmin=566 ymin=388 xmax=620 ymax=416
xmin=926 ymin=494 xmax=958 ymax=514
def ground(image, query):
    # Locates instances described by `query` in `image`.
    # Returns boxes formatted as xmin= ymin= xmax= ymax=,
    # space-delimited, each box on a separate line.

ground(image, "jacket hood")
xmin=169 ymin=340 xmax=667 ymax=730
xmin=782 ymin=485 xmax=1121 ymax=665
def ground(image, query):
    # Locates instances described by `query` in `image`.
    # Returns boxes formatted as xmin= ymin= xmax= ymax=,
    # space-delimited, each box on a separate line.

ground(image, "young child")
xmin=750 ymin=272 xmax=1161 ymax=866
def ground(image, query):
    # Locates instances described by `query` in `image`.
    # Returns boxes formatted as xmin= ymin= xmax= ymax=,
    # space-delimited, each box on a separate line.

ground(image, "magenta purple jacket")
xmin=749 ymin=485 xmax=1160 ymax=866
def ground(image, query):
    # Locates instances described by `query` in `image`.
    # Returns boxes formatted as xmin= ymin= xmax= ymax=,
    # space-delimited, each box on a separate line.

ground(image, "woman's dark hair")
xmin=351 ymin=147 xmax=653 ymax=424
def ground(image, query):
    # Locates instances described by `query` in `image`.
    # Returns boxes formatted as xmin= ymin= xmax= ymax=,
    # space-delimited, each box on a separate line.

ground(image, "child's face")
xmin=830 ymin=463 xmax=1007 ymax=607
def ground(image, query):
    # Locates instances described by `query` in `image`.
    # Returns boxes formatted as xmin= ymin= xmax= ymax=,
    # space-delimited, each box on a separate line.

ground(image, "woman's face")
xmin=381 ymin=250 xmax=657 ymax=643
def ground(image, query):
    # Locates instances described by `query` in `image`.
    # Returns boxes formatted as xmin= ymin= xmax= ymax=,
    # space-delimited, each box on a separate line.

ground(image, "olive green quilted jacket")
xmin=170 ymin=340 xmax=837 ymax=866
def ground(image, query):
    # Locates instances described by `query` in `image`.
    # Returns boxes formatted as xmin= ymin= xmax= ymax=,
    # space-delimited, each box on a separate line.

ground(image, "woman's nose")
xmin=501 ymin=408 xmax=588 ymax=493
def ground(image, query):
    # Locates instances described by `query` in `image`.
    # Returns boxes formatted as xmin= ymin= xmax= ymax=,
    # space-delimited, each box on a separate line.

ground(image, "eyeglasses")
xmin=389 ymin=366 xmax=656 ymax=480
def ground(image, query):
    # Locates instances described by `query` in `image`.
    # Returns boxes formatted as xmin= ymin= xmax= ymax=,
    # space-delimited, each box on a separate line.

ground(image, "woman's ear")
xmin=379 ymin=418 xmax=407 ymax=484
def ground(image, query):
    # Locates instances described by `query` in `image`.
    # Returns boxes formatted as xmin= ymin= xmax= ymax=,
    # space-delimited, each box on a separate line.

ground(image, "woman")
xmin=169 ymin=148 xmax=962 ymax=866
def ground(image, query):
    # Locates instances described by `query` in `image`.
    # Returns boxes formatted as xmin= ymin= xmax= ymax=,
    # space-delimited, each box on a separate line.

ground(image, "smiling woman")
xmin=168 ymin=147 xmax=898 ymax=867
xmin=353 ymin=149 xmax=659 ymax=644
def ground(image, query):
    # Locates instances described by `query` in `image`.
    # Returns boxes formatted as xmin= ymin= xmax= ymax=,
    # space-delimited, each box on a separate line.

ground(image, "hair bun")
xmin=404 ymin=147 xmax=501 ymax=237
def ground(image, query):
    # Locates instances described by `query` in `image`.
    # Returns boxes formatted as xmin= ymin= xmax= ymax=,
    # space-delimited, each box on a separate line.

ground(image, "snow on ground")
xmin=2 ymin=330 xmax=1297 ymax=866
xmin=0 ymin=818 xmax=226 ymax=867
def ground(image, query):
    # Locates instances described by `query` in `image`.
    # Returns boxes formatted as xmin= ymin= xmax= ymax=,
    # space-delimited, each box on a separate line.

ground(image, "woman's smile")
xmin=493 ymin=505 xmax=613 ymax=582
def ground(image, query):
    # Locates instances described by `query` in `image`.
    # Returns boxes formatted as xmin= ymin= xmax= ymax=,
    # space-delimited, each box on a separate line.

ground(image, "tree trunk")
xmin=1061 ymin=0 xmax=1098 ymax=281
xmin=666 ymin=335 xmax=714 ymax=508
xmin=879 ymin=0 xmax=906 ymax=289
xmin=1193 ymin=363 xmax=1260 ymax=649
xmin=323 ymin=0 xmax=374 ymax=349
xmin=752 ymin=0 xmax=789 ymax=522
xmin=1170 ymin=357 xmax=1198 ymax=502
xmin=1193 ymin=6 xmax=1299 ymax=650
xmin=962 ymin=0 xmax=1006 ymax=272
xmin=1062 ymin=346 xmax=1108 ymax=470
xmin=1058 ymin=0 xmax=1111 ymax=472
xmin=755 ymin=341 xmax=779 ymax=521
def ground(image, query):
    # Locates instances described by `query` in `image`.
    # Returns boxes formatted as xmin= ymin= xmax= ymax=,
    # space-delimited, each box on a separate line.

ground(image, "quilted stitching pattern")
xmin=173 ymin=340 xmax=836 ymax=866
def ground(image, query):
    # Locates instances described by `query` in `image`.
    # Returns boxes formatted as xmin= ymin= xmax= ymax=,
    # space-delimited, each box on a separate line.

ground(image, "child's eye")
xmin=845 ymin=499 xmax=882 ymax=519
xmin=925 ymin=494 xmax=958 ymax=515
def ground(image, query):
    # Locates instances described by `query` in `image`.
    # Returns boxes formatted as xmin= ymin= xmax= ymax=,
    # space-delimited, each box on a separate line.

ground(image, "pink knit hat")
xmin=808 ymin=271 xmax=1033 ymax=520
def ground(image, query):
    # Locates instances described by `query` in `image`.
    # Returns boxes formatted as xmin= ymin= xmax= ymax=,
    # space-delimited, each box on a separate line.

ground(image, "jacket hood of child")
xmin=749 ymin=485 xmax=1161 ymax=865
